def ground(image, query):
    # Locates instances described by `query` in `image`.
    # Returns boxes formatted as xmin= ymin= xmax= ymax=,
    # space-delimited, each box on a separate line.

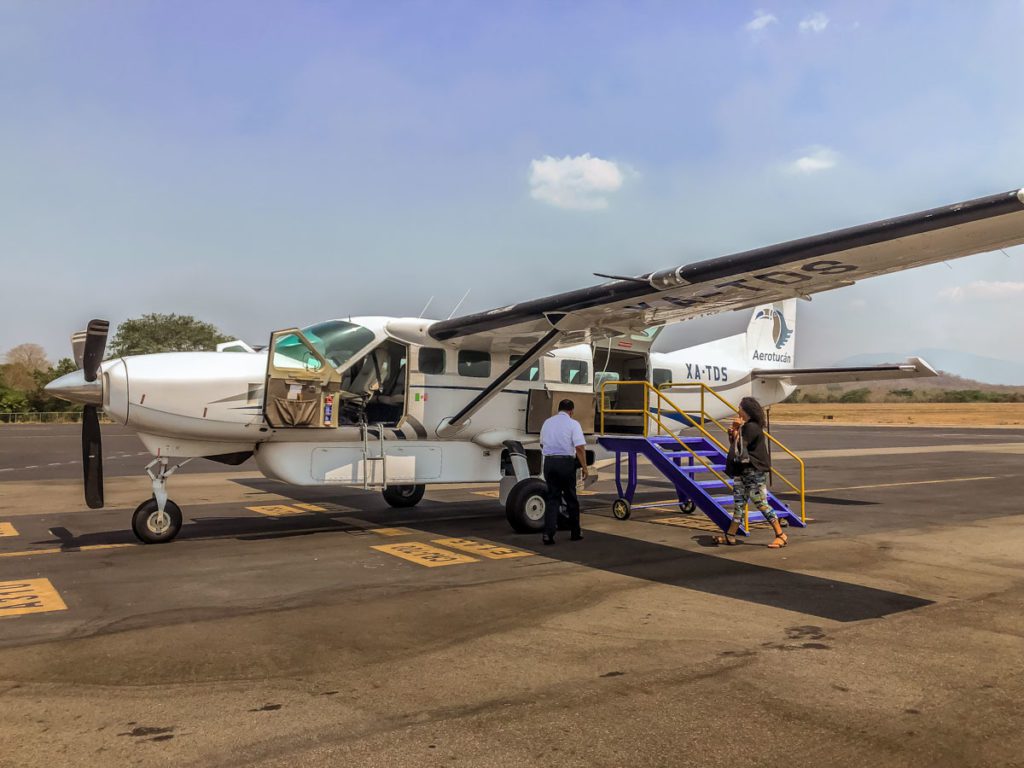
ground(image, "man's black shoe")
xmin=542 ymin=536 xmax=555 ymax=545
xmin=570 ymin=533 xmax=584 ymax=541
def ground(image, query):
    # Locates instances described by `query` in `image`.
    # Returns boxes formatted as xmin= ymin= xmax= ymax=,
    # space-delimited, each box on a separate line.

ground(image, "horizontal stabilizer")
xmin=752 ymin=357 xmax=937 ymax=385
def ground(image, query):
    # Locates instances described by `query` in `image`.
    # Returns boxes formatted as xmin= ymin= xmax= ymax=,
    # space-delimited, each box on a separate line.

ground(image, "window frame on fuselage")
xmin=457 ymin=349 xmax=491 ymax=378
xmin=418 ymin=347 xmax=446 ymax=375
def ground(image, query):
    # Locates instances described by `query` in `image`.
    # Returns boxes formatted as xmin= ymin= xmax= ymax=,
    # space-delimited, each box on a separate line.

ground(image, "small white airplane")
xmin=47 ymin=188 xmax=1024 ymax=544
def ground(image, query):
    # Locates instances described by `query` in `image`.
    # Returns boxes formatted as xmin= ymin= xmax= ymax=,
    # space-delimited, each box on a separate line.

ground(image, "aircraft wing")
xmin=429 ymin=189 xmax=1024 ymax=345
xmin=751 ymin=357 xmax=937 ymax=386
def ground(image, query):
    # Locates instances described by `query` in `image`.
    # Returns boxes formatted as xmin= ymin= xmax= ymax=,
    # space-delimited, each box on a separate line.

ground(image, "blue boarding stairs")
xmin=596 ymin=381 xmax=807 ymax=536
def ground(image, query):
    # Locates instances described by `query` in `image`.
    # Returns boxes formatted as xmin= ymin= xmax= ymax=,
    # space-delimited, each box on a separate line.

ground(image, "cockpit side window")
xmin=301 ymin=321 xmax=376 ymax=369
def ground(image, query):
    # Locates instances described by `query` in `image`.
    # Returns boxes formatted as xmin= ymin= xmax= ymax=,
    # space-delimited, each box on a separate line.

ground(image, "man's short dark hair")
xmin=558 ymin=399 xmax=575 ymax=412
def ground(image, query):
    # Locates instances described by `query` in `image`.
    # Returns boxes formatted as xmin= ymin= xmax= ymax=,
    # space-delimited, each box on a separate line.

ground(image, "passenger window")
xmin=418 ymin=348 xmax=445 ymax=375
xmin=458 ymin=350 xmax=491 ymax=378
xmin=560 ymin=360 xmax=589 ymax=385
xmin=510 ymin=354 xmax=540 ymax=382
xmin=653 ymin=368 xmax=672 ymax=388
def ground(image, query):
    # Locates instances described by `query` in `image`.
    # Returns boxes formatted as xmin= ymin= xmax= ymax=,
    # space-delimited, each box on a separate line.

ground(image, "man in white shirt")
xmin=539 ymin=399 xmax=588 ymax=545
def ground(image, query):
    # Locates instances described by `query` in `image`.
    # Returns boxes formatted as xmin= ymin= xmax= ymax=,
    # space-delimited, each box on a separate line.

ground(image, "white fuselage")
xmin=94 ymin=310 xmax=796 ymax=487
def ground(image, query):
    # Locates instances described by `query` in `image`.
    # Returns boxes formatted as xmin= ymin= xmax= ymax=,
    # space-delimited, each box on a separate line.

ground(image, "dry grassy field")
xmin=771 ymin=402 xmax=1024 ymax=427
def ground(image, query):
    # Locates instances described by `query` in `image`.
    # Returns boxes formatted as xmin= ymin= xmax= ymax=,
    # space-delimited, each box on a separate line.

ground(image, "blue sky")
xmin=2 ymin=1 xmax=1023 ymax=379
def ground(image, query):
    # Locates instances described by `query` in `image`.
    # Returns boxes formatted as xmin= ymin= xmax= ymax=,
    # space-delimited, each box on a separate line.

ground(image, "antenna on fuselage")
xmin=418 ymin=296 xmax=434 ymax=318
xmin=447 ymin=288 xmax=471 ymax=320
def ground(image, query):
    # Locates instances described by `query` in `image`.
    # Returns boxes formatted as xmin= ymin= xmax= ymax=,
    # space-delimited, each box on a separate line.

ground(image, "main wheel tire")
xmin=680 ymin=499 xmax=697 ymax=514
xmin=505 ymin=478 xmax=548 ymax=533
xmin=382 ymin=484 xmax=425 ymax=508
xmin=131 ymin=498 xmax=183 ymax=544
xmin=612 ymin=498 xmax=631 ymax=520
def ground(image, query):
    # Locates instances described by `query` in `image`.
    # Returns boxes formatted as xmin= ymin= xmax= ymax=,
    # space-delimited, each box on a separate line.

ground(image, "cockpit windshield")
xmin=300 ymin=320 xmax=377 ymax=369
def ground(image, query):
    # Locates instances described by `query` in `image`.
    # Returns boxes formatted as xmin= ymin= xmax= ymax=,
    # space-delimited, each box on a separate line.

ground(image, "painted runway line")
xmin=0 ymin=522 xmax=17 ymax=537
xmin=0 ymin=578 xmax=67 ymax=618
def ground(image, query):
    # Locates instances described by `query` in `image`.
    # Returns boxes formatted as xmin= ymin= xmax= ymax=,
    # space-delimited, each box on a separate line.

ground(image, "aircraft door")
xmin=264 ymin=328 xmax=342 ymax=428
xmin=592 ymin=327 xmax=662 ymax=434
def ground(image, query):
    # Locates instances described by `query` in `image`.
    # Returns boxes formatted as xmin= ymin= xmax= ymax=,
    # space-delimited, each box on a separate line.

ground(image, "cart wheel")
xmin=611 ymin=498 xmax=631 ymax=520
xmin=679 ymin=499 xmax=696 ymax=514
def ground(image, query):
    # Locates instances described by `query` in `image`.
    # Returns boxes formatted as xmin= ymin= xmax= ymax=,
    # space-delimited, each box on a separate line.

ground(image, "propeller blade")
xmin=82 ymin=319 xmax=109 ymax=383
xmin=82 ymin=405 xmax=104 ymax=509
xmin=71 ymin=330 xmax=87 ymax=369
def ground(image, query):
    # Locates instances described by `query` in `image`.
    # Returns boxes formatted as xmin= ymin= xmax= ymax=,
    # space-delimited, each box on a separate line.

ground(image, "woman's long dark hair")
xmin=738 ymin=396 xmax=766 ymax=428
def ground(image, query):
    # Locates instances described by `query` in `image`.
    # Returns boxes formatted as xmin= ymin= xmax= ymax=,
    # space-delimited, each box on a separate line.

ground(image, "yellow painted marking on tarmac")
xmin=246 ymin=504 xmax=304 ymax=517
xmin=0 ymin=543 xmax=137 ymax=559
xmin=473 ymin=489 xmax=599 ymax=499
xmin=0 ymin=548 xmax=62 ymax=558
xmin=292 ymin=503 xmax=327 ymax=512
xmin=649 ymin=516 xmax=722 ymax=532
xmin=0 ymin=522 xmax=18 ymax=537
xmin=370 ymin=528 xmax=410 ymax=537
xmin=0 ymin=578 xmax=67 ymax=618
xmin=79 ymin=543 xmax=137 ymax=552
xmin=432 ymin=537 xmax=534 ymax=560
xmin=371 ymin=542 xmax=478 ymax=567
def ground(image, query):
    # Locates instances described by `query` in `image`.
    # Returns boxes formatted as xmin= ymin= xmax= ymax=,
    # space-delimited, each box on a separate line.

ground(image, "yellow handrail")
xmin=598 ymin=379 xmax=806 ymax=525
xmin=658 ymin=381 xmax=806 ymax=524
xmin=599 ymin=380 xmax=734 ymax=493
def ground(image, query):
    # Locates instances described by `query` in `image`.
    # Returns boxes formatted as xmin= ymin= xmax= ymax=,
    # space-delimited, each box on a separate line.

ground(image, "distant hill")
xmin=836 ymin=349 xmax=1024 ymax=386
xmin=791 ymin=370 xmax=1024 ymax=403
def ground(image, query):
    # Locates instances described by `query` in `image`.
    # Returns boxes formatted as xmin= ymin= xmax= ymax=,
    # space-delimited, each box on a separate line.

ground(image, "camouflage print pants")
xmin=731 ymin=468 xmax=777 ymax=524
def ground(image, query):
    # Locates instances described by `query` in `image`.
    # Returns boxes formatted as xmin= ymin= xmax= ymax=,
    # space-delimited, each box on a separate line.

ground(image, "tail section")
xmin=746 ymin=298 xmax=796 ymax=369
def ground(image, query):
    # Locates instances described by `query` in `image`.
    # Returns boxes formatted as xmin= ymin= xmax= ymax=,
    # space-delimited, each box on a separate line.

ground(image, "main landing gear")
xmin=382 ymin=484 xmax=425 ymax=508
xmin=131 ymin=458 xmax=190 ymax=544
xmin=505 ymin=478 xmax=548 ymax=533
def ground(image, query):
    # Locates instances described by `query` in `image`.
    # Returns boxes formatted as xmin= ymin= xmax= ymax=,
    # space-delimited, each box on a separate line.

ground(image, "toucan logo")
xmin=754 ymin=308 xmax=793 ymax=350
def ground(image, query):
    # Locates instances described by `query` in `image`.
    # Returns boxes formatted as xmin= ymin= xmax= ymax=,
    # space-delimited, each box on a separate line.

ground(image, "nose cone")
xmin=45 ymin=369 xmax=103 ymax=405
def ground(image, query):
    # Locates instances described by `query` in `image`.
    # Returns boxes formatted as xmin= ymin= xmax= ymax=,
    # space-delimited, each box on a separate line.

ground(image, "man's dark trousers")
xmin=543 ymin=455 xmax=580 ymax=539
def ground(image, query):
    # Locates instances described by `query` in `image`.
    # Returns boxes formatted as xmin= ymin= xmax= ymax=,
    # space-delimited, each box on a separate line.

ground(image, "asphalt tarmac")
xmin=1 ymin=423 xmax=1023 ymax=767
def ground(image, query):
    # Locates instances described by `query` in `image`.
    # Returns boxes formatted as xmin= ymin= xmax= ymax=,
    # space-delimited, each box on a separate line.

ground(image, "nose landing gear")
xmin=131 ymin=458 xmax=191 ymax=544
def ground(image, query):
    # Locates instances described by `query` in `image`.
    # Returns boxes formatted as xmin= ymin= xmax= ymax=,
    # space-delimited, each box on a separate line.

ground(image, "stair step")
xmin=657 ymin=450 xmax=721 ymax=457
xmin=648 ymin=436 xmax=710 ymax=444
xmin=671 ymin=464 xmax=727 ymax=473
xmin=694 ymin=479 xmax=731 ymax=488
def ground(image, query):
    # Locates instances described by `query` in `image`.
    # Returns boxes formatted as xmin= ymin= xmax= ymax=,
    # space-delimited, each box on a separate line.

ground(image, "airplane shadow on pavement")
xmin=46 ymin=477 xmax=930 ymax=625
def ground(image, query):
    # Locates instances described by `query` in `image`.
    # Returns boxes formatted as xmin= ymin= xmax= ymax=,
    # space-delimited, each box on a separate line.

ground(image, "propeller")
xmin=79 ymin=319 xmax=109 ymax=509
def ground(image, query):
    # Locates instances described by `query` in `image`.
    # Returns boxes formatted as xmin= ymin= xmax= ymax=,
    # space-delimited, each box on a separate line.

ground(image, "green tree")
xmin=28 ymin=358 xmax=82 ymax=412
xmin=108 ymin=314 xmax=232 ymax=357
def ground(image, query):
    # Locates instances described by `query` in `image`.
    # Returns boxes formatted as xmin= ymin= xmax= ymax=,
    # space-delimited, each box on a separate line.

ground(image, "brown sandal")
xmin=714 ymin=535 xmax=739 ymax=546
xmin=768 ymin=533 xmax=788 ymax=549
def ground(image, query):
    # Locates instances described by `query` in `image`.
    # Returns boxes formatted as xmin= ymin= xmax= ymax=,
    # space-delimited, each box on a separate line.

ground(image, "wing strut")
xmin=436 ymin=328 xmax=563 ymax=438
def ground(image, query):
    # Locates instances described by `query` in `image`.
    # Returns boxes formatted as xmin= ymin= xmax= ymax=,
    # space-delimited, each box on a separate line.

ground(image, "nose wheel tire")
xmin=382 ymin=484 xmax=425 ymax=508
xmin=131 ymin=498 xmax=183 ymax=544
xmin=612 ymin=498 xmax=631 ymax=520
xmin=505 ymin=478 xmax=548 ymax=533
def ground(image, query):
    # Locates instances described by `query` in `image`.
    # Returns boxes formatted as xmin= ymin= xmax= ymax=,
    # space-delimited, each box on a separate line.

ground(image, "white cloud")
xmin=528 ymin=154 xmax=625 ymax=210
xmin=745 ymin=10 xmax=778 ymax=34
xmin=786 ymin=146 xmax=839 ymax=174
xmin=799 ymin=12 xmax=829 ymax=33
xmin=938 ymin=281 xmax=1024 ymax=302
